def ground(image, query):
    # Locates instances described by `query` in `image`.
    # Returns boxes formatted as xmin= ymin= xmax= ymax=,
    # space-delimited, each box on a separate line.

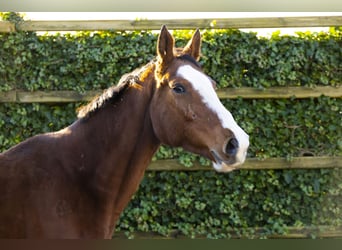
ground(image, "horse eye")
xmin=172 ymin=83 xmax=186 ymax=94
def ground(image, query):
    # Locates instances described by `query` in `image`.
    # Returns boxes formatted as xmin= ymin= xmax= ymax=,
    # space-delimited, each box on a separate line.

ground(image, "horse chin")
xmin=210 ymin=150 xmax=242 ymax=173
xmin=212 ymin=161 xmax=238 ymax=173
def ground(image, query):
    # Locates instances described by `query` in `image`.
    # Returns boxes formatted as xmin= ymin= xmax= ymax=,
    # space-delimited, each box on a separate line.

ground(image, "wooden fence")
xmin=0 ymin=15 xmax=342 ymax=32
xmin=1 ymin=15 xmax=341 ymax=238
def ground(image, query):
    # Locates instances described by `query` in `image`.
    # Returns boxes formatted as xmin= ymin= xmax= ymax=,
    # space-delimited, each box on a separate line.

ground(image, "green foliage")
xmin=117 ymin=168 xmax=342 ymax=238
xmin=0 ymin=13 xmax=341 ymax=238
xmin=0 ymin=12 xmax=24 ymax=23
xmin=199 ymin=28 xmax=342 ymax=88
xmin=0 ymin=103 xmax=78 ymax=149
xmin=0 ymin=30 xmax=157 ymax=92
xmin=229 ymin=97 xmax=341 ymax=159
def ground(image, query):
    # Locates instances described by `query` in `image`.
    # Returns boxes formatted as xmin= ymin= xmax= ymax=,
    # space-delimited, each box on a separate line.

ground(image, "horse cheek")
xmin=149 ymin=96 xmax=170 ymax=144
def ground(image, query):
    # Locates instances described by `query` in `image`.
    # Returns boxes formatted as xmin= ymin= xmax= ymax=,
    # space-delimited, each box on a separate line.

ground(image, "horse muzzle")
xmin=210 ymin=136 xmax=249 ymax=172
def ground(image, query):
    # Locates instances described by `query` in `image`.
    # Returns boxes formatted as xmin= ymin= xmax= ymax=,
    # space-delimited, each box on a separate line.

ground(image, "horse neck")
xmin=70 ymin=69 xmax=160 ymax=224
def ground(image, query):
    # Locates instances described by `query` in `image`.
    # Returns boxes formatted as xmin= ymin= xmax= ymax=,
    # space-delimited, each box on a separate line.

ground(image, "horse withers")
xmin=0 ymin=26 xmax=249 ymax=238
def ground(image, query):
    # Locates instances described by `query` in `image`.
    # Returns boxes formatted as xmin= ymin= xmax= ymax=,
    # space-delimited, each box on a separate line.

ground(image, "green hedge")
xmin=0 ymin=13 xmax=341 ymax=238
xmin=119 ymin=168 xmax=341 ymax=239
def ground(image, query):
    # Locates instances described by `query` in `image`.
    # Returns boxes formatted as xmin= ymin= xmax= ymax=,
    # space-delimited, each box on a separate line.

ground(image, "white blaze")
xmin=177 ymin=65 xmax=249 ymax=168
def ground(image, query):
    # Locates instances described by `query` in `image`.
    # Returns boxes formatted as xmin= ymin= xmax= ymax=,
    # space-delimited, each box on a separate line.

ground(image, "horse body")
xmin=0 ymin=63 xmax=159 ymax=238
xmin=0 ymin=26 xmax=249 ymax=238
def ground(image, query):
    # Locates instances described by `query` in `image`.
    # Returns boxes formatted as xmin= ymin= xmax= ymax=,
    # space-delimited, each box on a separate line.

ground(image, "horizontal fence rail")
xmin=0 ymin=16 xmax=342 ymax=32
xmin=148 ymin=157 xmax=342 ymax=171
xmin=0 ymin=86 xmax=341 ymax=103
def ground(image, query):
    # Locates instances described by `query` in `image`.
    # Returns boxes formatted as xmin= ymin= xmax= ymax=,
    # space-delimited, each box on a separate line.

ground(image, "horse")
xmin=0 ymin=26 xmax=249 ymax=238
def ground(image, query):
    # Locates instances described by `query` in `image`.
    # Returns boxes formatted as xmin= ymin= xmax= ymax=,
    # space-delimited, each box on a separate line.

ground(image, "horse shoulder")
xmin=0 ymin=132 xmax=71 ymax=190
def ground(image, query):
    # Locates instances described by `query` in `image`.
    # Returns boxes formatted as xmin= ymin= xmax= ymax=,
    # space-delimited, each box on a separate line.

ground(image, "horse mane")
xmin=77 ymin=54 xmax=198 ymax=120
xmin=77 ymin=62 xmax=153 ymax=120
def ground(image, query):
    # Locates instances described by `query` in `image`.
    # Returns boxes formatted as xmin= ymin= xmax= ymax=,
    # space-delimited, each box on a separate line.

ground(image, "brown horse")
xmin=0 ymin=26 xmax=249 ymax=238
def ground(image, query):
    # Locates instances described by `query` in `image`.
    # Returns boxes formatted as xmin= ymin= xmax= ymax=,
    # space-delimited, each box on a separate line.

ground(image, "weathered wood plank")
xmin=219 ymin=16 xmax=342 ymax=29
xmin=15 ymin=90 xmax=101 ymax=103
xmin=217 ymin=86 xmax=342 ymax=99
xmin=0 ymin=91 xmax=16 ymax=102
xmin=0 ymin=21 xmax=15 ymax=32
xmin=0 ymin=16 xmax=340 ymax=32
xmin=238 ymin=156 xmax=342 ymax=170
xmin=147 ymin=157 xmax=342 ymax=171
xmin=0 ymin=86 xmax=340 ymax=103
xmin=113 ymin=226 xmax=342 ymax=239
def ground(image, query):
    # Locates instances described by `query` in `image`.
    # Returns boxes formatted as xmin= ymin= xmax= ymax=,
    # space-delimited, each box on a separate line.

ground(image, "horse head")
xmin=150 ymin=26 xmax=249 ymax=172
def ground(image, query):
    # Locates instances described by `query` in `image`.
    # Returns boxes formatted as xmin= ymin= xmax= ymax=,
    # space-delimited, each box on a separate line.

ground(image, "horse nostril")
xmin=225 ymin=138 xmax=239 ymax=156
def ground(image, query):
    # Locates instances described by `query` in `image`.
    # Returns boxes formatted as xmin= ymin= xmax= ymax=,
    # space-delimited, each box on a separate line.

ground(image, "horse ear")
xmin=157 ymin=25 xmax=175 ymax=66
xmin=183 ymin=29 xmax=201 ymax=61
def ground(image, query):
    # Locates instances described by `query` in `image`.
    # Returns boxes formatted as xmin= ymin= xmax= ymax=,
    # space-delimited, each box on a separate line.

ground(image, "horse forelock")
xmin=176 ymin=54 xmax=200 ymax=68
